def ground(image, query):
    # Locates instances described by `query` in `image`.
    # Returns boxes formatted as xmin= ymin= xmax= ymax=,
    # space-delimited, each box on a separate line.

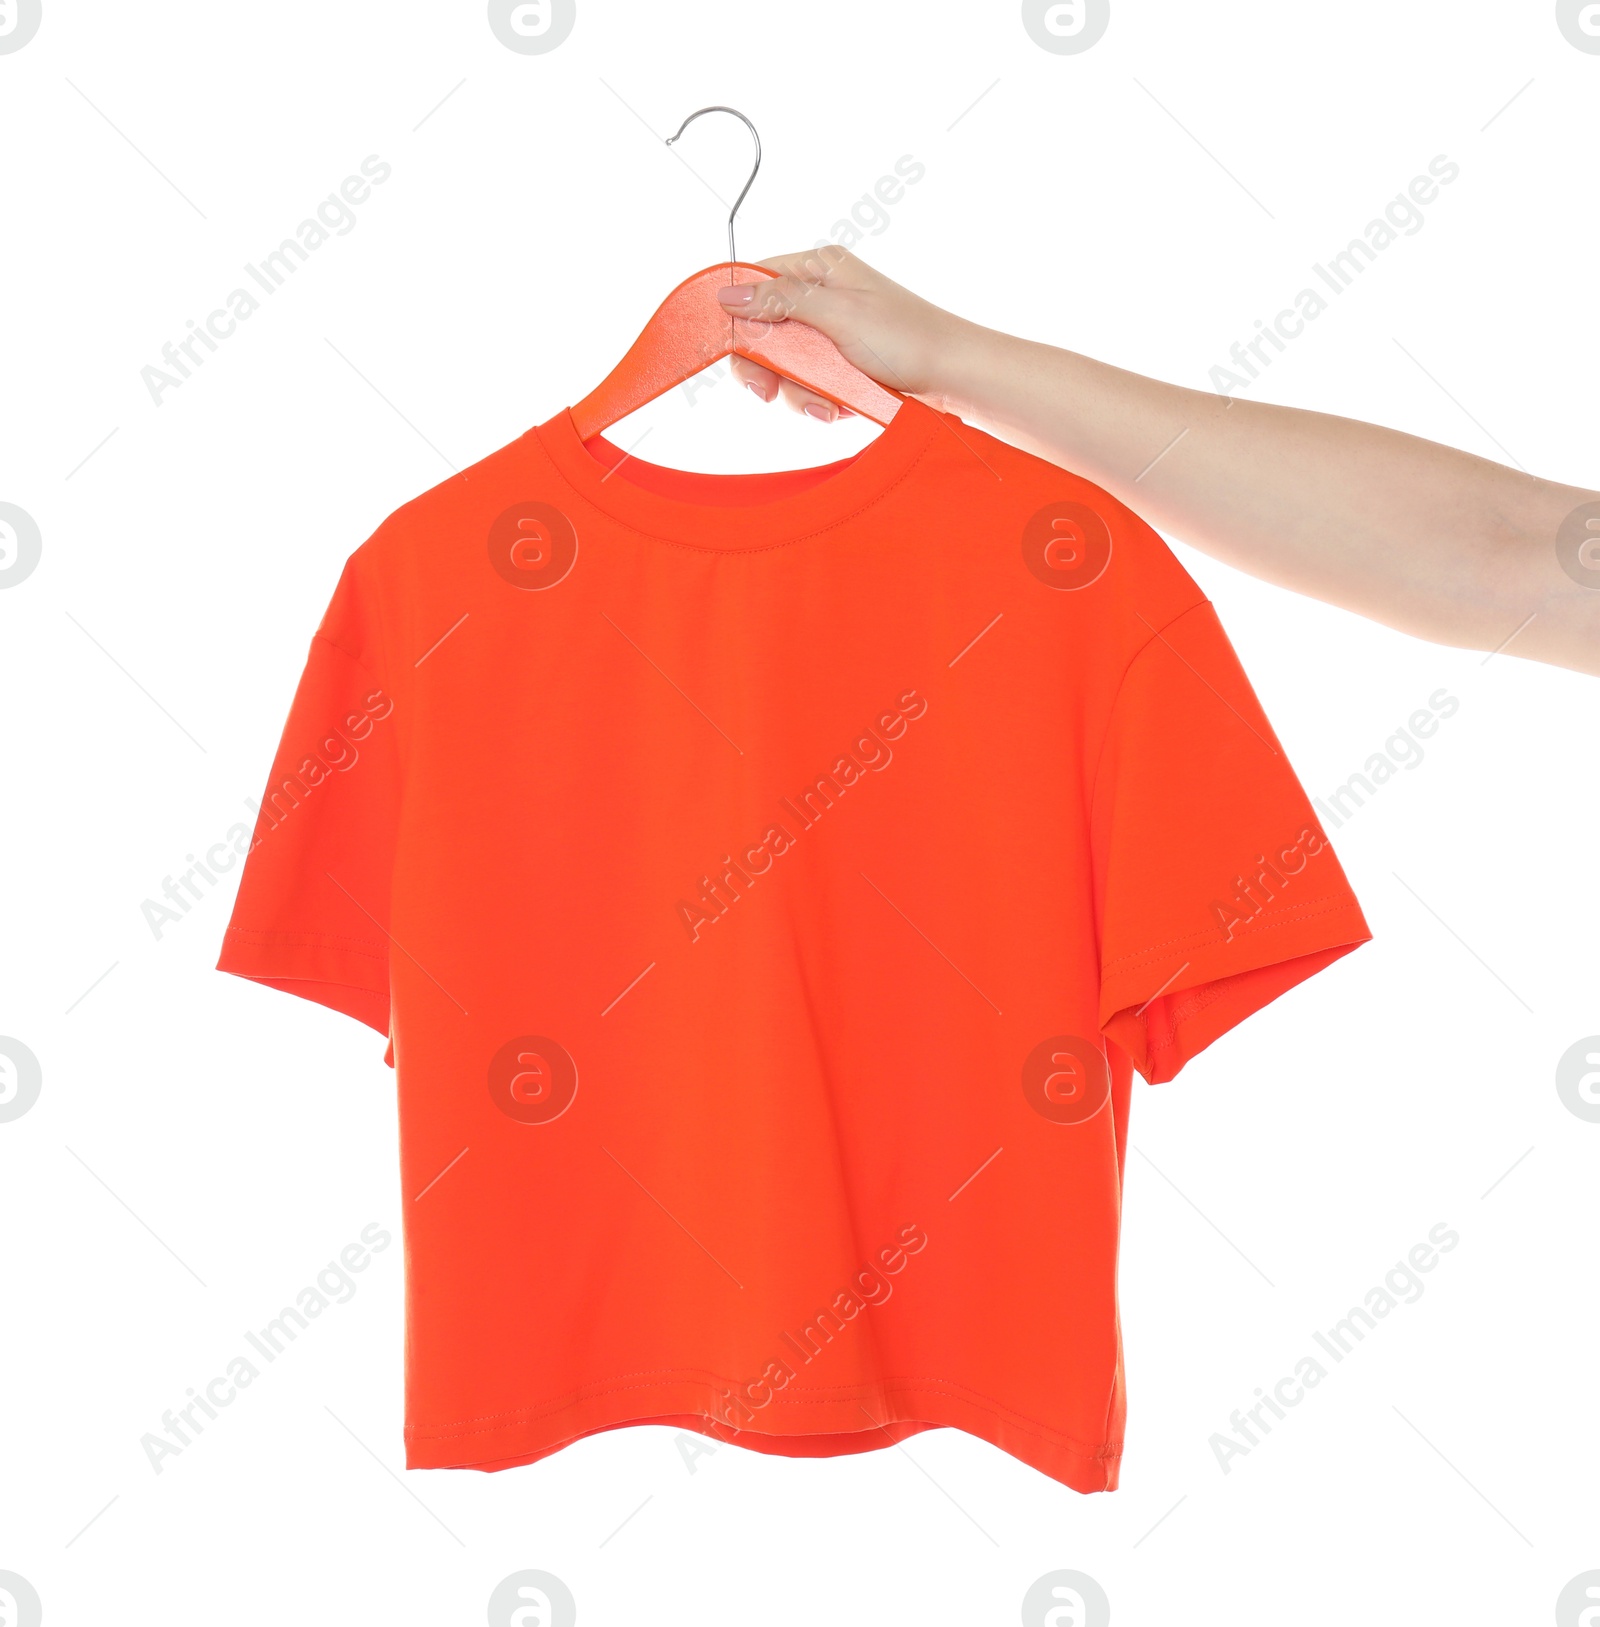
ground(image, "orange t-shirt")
xmin=218 ymin=396 xmax=1371 ymax=1493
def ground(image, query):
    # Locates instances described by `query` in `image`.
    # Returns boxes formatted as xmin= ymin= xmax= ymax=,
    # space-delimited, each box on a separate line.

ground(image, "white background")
xmin=2 ymin=2 xmax=1597 ymax=1623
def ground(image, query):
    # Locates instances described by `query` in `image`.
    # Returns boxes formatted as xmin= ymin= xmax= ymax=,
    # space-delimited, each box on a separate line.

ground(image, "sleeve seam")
xmin=1102 ymin=893 xmax=1364 ymax=973
xmin=353 ymin=541 xmax=396 ymax=697
xmin=223 ymin=926 xmax=388 ymax=962
xmin=1086 ymin=598 xmax=1214 ymax=817
xmin=1140 ymin=928 xmax=1358 ymax=1060
xmin=348 ymin=536 xmax=403 ymax=780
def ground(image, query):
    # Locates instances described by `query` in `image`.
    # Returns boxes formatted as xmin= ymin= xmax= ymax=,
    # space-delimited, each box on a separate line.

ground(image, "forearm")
xmin=935 ymin=323 xmax=1600 ymax=676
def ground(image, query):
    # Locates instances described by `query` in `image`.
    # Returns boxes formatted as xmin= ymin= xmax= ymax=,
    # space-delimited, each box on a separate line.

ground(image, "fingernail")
xmin=717 ymin=284 xmax=756 ymax=307
xmin=745 ymin=380 xmax=772 ymax=402
xmin=803 ymin=403 xmax=835 ymax=423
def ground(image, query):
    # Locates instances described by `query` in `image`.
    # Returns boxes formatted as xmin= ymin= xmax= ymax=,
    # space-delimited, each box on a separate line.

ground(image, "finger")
xmin=755 ymin=245 xmax=856 ymax=286
xmin=729 ymin=355 xmax=781 ymax=402
xmin=714 ymin=274 xmax=797 ymax=323
xmin=775 ymin=377 xmax=845 ymax=424
xmin=732 ymin=356 xmax=853 ymax=417
xmin=715 ymin=266 xmax=841 ymax=334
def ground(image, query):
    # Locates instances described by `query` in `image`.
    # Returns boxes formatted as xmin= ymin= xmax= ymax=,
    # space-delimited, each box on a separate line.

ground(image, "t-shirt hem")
xmin=403 ymin=1376 xmax=1122 ymax=1495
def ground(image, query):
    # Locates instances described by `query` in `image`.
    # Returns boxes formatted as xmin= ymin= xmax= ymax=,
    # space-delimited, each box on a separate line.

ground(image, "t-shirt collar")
xmin=529 ymin=394 xmax=939 ymax=551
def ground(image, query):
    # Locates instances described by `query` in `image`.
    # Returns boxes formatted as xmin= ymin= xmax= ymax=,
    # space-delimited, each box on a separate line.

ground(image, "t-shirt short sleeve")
xmin=217 ymin=554 xmax=401 ymax=1046
xmin=1091 ymin=600 xmax=1371 ymax=1084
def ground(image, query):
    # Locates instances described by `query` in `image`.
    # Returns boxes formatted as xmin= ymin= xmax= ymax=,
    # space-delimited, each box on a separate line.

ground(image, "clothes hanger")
xmin=569 ymin=106 xmax=904 ymax=440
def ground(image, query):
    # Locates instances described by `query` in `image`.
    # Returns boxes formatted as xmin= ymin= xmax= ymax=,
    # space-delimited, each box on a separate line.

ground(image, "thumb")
xmin=715 ymin=267 xmax=847 ymax=342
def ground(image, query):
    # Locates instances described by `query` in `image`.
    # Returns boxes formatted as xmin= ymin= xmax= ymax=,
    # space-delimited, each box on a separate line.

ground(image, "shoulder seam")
xmin=1086 ymin=598 xmax=1213 ymax=817
xmin=312 ymin=628 xmax=383 ymax=685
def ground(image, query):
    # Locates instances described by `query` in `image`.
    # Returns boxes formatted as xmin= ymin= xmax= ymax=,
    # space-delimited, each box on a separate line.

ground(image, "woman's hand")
xmin=719 ymin=247 xmax=1599 ymax=676
xmin=715 ymin=246 xmax=978 ymax=421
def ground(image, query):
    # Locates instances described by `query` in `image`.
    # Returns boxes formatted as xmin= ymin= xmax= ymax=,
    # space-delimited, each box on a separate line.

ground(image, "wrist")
xmin=914 ymin=315 xmax=1012 ymax=420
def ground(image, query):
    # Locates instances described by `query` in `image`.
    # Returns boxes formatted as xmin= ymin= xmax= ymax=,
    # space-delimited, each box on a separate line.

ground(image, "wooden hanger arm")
xmin=570 ymin=262 xmax=903 ymax=440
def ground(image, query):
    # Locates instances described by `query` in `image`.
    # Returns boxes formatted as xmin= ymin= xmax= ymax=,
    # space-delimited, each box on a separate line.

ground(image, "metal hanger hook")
xmin=665 ymin=106 xmax=761 ymax=275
